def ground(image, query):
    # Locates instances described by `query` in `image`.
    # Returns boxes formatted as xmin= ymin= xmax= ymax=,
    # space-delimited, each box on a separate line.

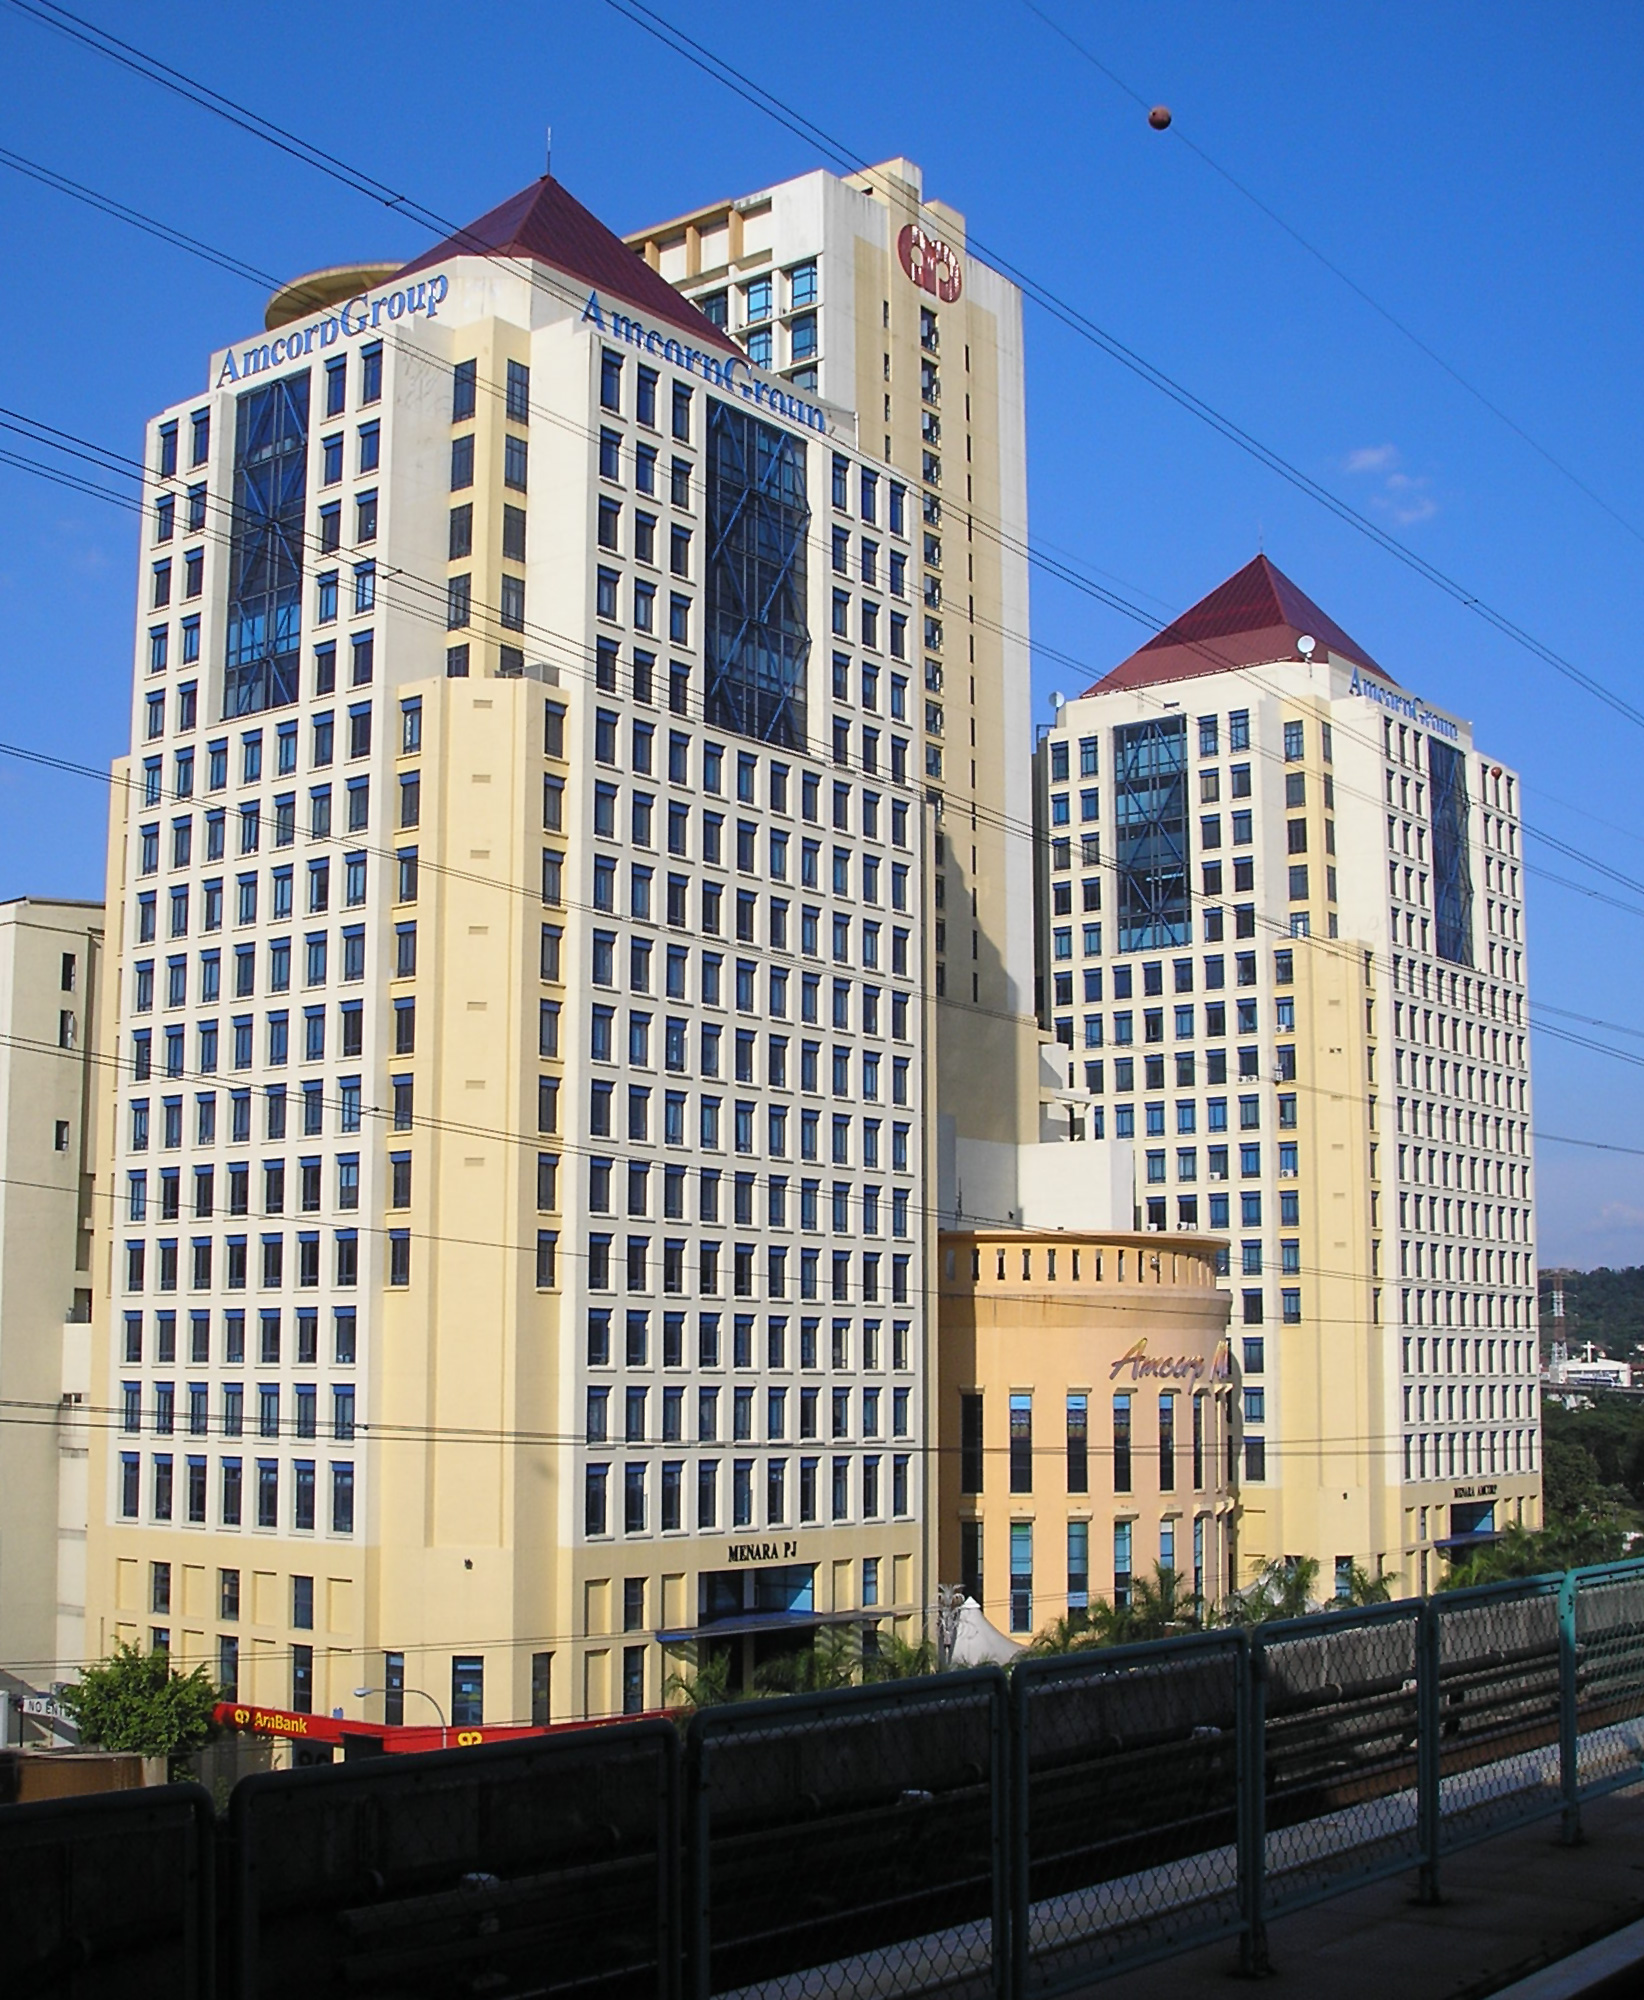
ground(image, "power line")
xmin=0 ymin=993 xmax=1548 ymax=1330
xmin=1538 ymin=1005 xmax=1644 ymax=1047
xmin=0 ymin=661 xmax=1554 ymax=1177
xmin=0 ymin=143 xmax=279 ymax=288
xmin=1522 ymin=866 xmax=1644 ymax=924
xmin=1523 ymin=828 xmax=1644 ymax=903
xmin=0 ymin=1396 xmax=1525 ymax=1463
xmin=0 ymin=195 xmax=1592 ymax=1200
xmin=1015 ymin=0 xmax=1644 ymax=555
xmin=0 ymin=15 xmax=1630 ymax=979
xmin=0 ymin=397 xmax=1575 ymax=1004
xmin=0 ymin=1021 xmax=1540 ymax=1300
xmin=0 ymin=138 xmax=1195 ymax=730
xmin=1533 ymin=1022 xmax=1644 ymax=1072
xmin=0 ymin=143 xmax=1256 ymax=717
xmin=8 ymin=0 xmax=1643 ymax=750
xmin=593 ymin=0 xmax=1644 ymax=737
xmin=0 ymin=118 xmax=1613 ymax=974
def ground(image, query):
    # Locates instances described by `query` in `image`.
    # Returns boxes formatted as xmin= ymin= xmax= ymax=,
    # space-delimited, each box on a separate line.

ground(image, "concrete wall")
xmin=0 ymin=898 xmax=103 ymax=1686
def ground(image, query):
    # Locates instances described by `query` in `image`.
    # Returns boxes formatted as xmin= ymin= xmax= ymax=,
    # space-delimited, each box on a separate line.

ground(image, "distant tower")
xmin=1547 ymin=1283 xmax=1567 ymax=1380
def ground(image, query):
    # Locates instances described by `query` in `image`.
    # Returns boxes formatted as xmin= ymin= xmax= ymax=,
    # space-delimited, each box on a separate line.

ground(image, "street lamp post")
xmin=353 ymin=1683 xmax=449 ymax=1749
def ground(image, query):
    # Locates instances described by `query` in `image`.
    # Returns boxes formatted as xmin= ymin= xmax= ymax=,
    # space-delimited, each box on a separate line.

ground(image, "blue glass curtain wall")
xmin=703 ymin=399 xmax=810 ymax=749
xmin=1429 ymin=737 xmax=1474 ymax=964
xmin=1114 ymin=715 xmax=1191 ymax=951
xmin=225 ymin=371 xmax=310 ymax=716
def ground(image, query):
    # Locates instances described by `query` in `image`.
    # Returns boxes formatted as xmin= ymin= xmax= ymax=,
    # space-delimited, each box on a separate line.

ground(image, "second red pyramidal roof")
xmin=1086 ymin=554 xmax=1390 ymax=696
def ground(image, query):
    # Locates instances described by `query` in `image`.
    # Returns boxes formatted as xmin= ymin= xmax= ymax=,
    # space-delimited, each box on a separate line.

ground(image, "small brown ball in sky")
xmin=1149 ymin=105 xmax=1172 ymax=130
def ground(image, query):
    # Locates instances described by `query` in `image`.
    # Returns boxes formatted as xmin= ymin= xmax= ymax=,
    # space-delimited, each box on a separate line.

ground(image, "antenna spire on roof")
xmin=545 ymin=126 xmax=553 ymax=177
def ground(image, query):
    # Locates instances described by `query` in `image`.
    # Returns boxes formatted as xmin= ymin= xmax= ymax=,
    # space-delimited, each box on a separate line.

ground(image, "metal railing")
xmin=0 ymin=1778 xmax=216 ymax=1999
xmin=5 ymin=1559 xmax=1644 ymax=1997
xmin=228 ymin=1719 xmax=677 ymax=2000
xmin=687 ymin=1667 xmax=1008 ymax=1999
xmin=1012 ymin=1628 xmax=1246 ymax=1994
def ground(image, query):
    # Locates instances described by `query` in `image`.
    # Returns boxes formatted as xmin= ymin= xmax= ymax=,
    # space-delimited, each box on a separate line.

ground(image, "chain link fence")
xmin=1255 ymin=1603 xmax=1422 ymax=1915
xmin=1011 ymin=1631 xmax=1245 ymax=1994
xmin=0 ymin=1780 xmax=215 ymax=2000
xmin=1572 ymin=1563 xmax=1644 ymax=1800
xmin=227 ymin=1720 xmax=678 ymax=2000
xmin=685 ymin=1667 xmax=1008 ymax=2000
xmin=1430 ymin=1575 xmax=1563 ymax=1853
xmin=11 ymin=1559 xmax=1644 ymax=1995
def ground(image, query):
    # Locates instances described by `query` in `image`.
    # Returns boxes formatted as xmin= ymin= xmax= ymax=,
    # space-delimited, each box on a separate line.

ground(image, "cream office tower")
xmin=631 ymin=162 xmax=1041 ymax=1154
xmin=1036 ymin=558 xmax=1540 ymax=1598
xmin=89 ymin=177 xmax=928 ymax=1726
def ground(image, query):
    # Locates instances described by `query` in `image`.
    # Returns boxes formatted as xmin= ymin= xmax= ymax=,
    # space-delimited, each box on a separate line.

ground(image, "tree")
xmin=1542 ymin=1393 xmax=1644 ymax=1526
xmin=1335 ymin=1564 xmax=1394 ymax=1607
xmin=663 ymin=1644 xmax=736 ymax=1713
xmin=1439 ymin=1516 xmax=1629 ymax=1590
xmin=1539 ymin=1267 xmax=1644 ymax=1361
xmin=62 ymin=1642 xmax=219 ymax=1774
xmin=1122 ymin=1565 xmax=1194 ymax=1641
xmin=1025 ymin=1569 xmax=1197 ymax=1655
xmin=1027 ymin=1609 xmax=1101 ymax=1655
xmin=862 ymin=1627 xmax=937 ymax=1681
xmin=753 ymin=1624 xmax=859 ymax=1696
xmin=1543 ymin=1433 xmax=1615 ymax=1523
xmin=1222 ymin=1556 xmax=1321 ymax=1626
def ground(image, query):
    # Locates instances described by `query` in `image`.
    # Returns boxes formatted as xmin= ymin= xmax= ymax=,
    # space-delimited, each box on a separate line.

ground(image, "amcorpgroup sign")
xmin=215 ymin=274 xmax=451 ymax=386
xmin=581 ymin=292 xmax=830 ymax=435
xmin=1348 ymin=668 xmax=1461 ymax=743
xmin=209 ymin=273 xmax=833 ymax=441
xmin=1108 ymin=1336 xmax=1232 ymax=1388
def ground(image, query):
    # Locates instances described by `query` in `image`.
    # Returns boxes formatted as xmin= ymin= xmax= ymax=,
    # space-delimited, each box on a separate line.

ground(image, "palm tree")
xmin=1438 ymin=1519 xmax=1625 ymax=1591
xmin=1124 ymin=1565 xmax=1194 ymax=1640
xmin=1222 ymin=1555 xmax=1321 ymax=1626
xmin=1026 ymin=1607 xmax=1102 ymax=1654
xmin=752 ymin=1623 xmax=859 ymax=1695
xmin=664 ymin=1645 xmax=737 ymax=1713
xmin=1334 ymin=1564 xmax=1394 ymax=1607
xmin=863 ymin=1627 xmax=937 ymax=1680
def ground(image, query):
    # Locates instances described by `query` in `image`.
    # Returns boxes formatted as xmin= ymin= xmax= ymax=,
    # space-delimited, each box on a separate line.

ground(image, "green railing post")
xmin=1416 ymin=1596 xmax=1443 ymax=1904
xmin=1237 ymin=1636 xmax=1270 ymax=1977
xmin=661 ymin=1732 xmax=683 ymax=2000
xmin=1559 ymin=1569 xmax=1583 ymax=1846
xmin=998 ymin=1669 xmax=1018 ymax=2000
xmin=684 ymin=1721 xmax=712 ymax=2000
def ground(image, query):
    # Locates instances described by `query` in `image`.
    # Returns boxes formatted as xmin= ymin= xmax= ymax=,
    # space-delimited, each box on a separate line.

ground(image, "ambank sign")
xmin=215 ymin=274 xmax=450 ymax=387
xmin=581 ymin=292 xmax=829 ymax=435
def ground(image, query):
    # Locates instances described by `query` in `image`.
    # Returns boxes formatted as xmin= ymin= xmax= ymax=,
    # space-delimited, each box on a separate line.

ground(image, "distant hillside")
xmin=1541 ymin=1266 xmax=1644 ymax=1359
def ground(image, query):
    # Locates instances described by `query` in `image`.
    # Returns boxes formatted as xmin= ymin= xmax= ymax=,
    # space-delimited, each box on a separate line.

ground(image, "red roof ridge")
xmin=394 ymin=176 xmax=737 ymax=353
xmin=1084 ymin=554 xmax=1392 ymax=697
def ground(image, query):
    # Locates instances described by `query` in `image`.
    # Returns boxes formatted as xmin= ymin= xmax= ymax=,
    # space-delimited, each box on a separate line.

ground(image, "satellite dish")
xmin=1296 ymin=634 xmax=1317 ymax=658
xmin=1050 ymin=691 xmax=1065 ymax=711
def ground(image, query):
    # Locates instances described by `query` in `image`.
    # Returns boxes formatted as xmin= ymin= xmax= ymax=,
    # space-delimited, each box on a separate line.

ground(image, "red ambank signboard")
xmin=214 ymin=1703 xmax=540 ymax=1753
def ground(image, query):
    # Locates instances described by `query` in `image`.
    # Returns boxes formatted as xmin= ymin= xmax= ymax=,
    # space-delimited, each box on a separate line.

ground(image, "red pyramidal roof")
xmin=396 ymin=176 xmax=737 ymax=353
xmin=1085 ymin=554 xmax=1389 ymax=696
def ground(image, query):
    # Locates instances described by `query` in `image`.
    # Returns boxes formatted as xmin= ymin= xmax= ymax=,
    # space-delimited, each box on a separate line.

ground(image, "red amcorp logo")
xmin=898 ymin=224 xmax=962 ymax=303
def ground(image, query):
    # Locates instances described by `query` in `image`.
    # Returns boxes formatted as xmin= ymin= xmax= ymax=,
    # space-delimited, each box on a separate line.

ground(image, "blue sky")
xmin=1 ymin=1 xmax=1640 ymax=1268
